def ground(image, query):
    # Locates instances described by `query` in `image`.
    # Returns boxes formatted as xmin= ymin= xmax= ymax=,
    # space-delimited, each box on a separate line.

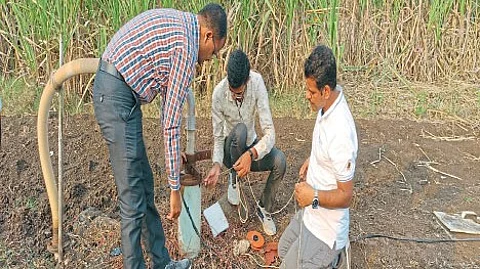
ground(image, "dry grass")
xmin=343 ymin=75 xmax=480 ymax=124
xmin=0 ymin=0 xmax=479 ymax=123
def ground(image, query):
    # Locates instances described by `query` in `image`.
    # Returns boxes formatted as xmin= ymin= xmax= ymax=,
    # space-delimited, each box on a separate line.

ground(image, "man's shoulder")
xmin=213 ymin=77 xmax=229 ymax=96
xmin=324 ymin=104 xmax=358 ymax=147
xmin=248 ymin=71 xmax=269 ymax=96
xmin=151 ymin=8 xmax=189 ymax=15
xmin=249 ymin=71 xmax=264 ymax=82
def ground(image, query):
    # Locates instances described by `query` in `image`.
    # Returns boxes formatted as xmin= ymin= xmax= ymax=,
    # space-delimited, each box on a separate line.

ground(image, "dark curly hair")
xmin=198 ymin=3 xmax=227 ymax=39
xmin=227 ymin=49 xmax=250 ymax=88
xmin=304 ymin=45 xmax=337 ymax=92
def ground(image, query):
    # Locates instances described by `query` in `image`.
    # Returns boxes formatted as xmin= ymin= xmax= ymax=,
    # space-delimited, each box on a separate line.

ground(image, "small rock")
xmin=110 ymin=247 xmax=122 ymax=257
xmin=78 ymin=207 xmax=102 ymax=223
xmin=418 ymin=179 xmax=428 ymax=185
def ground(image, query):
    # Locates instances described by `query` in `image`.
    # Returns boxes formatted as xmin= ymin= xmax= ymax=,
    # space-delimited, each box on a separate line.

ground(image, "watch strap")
xmin=248 ymin=148 xmax=254 ymax=158
xmin=312 ymin=189 xmax=319 ymax=209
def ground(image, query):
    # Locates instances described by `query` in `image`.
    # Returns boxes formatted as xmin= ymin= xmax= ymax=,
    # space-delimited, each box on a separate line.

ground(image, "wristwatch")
xmin=312 ymin=189 xmax=319 ymax=209
xmin=247 ymin=148 xmax=254 ymax=159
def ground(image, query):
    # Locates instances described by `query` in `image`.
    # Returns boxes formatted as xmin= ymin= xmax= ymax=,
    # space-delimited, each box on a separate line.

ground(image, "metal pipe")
xmin=178 ymin=88 xmax=201 ymax=258
xmin=185 ymin=88 xmax=196 ymax=155
xmin=0 ymin=97 xmax=2 ymax=150
xmin=37 ymin=58 xmax=99 ymax=253
xmin=57 ymin=34 xmax=64 ymax=262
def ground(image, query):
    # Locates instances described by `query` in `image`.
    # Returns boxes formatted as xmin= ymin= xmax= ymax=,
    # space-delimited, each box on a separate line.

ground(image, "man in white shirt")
xmin=203 ymin=49 xmax=286 ymax=236
xmin=278 ymin=45 xmax=358 ymax=268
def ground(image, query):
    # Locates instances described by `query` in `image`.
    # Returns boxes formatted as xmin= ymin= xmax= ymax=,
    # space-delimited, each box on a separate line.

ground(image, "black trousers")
xmin=93 ymin=64 xmax=170 ymax=269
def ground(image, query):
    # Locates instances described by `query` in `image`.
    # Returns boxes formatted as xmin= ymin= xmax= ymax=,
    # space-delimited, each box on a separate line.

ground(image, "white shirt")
xmin=211 ymin=71 xmax=275 ymax=165
xmin=303 ymin=85 xmax=358 ymax=250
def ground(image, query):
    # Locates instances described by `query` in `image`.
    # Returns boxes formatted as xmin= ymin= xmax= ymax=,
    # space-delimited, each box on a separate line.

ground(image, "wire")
xmin=218 ymin=167 xmax=235 ymax=176
xmin=351 ymin=234 xmax=480 ymax=243
xmin=297 ymin=209 xmax=303 ymax=269
xmin=180 ymin=194 xmax=201 ymax=239
xmin=236 ymin=174 xmax=297 ymax=224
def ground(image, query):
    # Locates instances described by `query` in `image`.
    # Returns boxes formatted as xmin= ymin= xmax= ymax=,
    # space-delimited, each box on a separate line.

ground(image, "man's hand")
xmin=299 ymin=157 xmax=310 ymax=181
xmin=203 ymin=163 xmax=221 ymax=186
xmin=233 ymin=151 xmax=252 ymax=178
xmin=167 ymin=190 xmax=182 ymax=220
xmin=294 ymin=181 xmax=315 ymax=208
xmin=180 ymin=152 xmax=187 ymax=164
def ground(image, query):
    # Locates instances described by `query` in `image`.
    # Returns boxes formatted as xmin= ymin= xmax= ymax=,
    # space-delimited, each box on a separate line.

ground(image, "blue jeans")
xmin=93 ymin=68 xmax=170 ymax=269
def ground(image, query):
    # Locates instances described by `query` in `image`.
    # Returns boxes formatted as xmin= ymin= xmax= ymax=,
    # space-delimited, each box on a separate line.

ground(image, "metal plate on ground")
xmin=204 ymin=202 xmax=229 ymax=237
xmin=434 ymin=211 xmax=480 ymax=234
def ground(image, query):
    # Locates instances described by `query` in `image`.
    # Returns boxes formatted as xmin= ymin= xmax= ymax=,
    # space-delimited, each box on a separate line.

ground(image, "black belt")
xmin=99 ymin=60 xmax=124 ymax=80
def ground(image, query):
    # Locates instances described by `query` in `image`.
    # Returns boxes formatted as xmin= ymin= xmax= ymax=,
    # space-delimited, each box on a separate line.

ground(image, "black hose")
xmin=351 ymin=234 xmax=480 ymax=243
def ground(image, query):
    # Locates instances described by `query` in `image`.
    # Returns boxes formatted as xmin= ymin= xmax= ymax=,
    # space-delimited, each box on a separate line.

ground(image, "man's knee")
xmin=278 ymin=217 xmax=299 ymax=258
xmin=232 ymin=123 xmax=247 ymax=137
xmin=273 ymin=149 xmax=287 ymax=175
xmin=118 ymin=191 xmax=147 ymax=219
xmin=278 ymin=232 xmax=291 ymax=259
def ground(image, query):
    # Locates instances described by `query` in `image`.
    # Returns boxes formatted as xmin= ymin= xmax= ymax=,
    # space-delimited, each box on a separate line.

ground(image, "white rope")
xmin=345 ymin=240 xmax=351 ymax=269
xmin=297 ymin=208 xmax=303 ymax=268
xmin=244 ymin=253 xmax=280 ymax=268
xmin=224 ymin=168 xmax=304 ymax=268
xmin=237 ymin=177 xmax=249 ymax=224
xmin=270 ymin=191 xmax=294 ymax=215
xmin=235 ymin=174 xmax=297 ymax=224
xmin=291 ymin=184 xmax=302 ymax=268
xmin=219 ymin=167 xmax=235 ymax=176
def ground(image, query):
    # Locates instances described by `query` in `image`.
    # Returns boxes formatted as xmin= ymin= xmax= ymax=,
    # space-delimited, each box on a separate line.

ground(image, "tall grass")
xmin=0 ymin=0 xmax=479 ymax=122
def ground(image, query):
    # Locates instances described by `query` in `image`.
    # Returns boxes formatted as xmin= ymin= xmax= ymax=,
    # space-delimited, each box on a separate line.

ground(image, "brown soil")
xmin=1 ymin=115 xmax=479 ymax=268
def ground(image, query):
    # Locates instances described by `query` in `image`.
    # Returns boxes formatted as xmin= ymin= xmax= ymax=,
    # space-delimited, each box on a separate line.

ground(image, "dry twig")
xmin=458 ymin=150 xmax=480 ymax=162
xmin=421 ymin=129 xmax=476 ymax=142
xmin=369 ymin=147 xmax=383 ymax=165
xmin=369 ymin=147 xmax=412 ymax=193
xmin=415 ymin=145 xmax=464 ymax=181
xmin=417 ymin=161 xmax=464 ymax=181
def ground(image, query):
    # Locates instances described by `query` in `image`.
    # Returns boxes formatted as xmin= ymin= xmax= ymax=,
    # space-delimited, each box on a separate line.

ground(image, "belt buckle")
xmin=101 ymin=60 xmax=121 ymax=79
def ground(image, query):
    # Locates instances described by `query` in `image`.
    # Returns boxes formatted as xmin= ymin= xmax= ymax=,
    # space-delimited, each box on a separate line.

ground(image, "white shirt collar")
xmin=316 ymin=85 xmax=344 ymax=123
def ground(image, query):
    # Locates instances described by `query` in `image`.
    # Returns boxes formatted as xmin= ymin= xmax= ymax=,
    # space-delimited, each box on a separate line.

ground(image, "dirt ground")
xmin=1 ymin=114 xmax=479 ymax=268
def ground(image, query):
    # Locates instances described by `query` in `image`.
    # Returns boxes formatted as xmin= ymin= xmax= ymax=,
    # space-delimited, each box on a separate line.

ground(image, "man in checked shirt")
xmin=92 ymin=3 xmax=227 ymax=269
xmin=203 ymin=49 xmax=287 ymax=236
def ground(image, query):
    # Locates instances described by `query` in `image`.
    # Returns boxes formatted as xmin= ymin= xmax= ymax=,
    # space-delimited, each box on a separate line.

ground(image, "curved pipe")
xmin=37 ymin=58 xmax=99 ymax=251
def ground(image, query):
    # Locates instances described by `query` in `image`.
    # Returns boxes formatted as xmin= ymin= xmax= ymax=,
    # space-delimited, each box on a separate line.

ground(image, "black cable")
xmin=351 ymin=234 xmax=480 ymax=243
xmin=180 ymin=193 xmax=211 ymax=250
